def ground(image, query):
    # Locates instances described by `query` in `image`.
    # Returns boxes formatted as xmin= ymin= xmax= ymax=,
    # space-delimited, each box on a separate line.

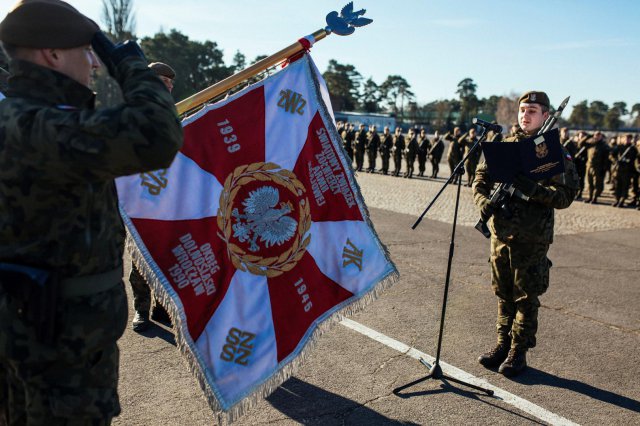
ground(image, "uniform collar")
xmin=6 ymin=59 xmax=95 ymax=108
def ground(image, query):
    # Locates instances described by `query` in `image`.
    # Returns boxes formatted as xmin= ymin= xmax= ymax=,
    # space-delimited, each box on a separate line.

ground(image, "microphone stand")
xmin=394 ymin=126 xmax=494 ymax=397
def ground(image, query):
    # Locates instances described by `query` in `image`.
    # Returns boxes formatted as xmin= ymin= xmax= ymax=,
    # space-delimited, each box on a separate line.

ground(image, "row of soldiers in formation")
xmin=337 ymin=122 xmax=640 ymax=209
xmin=561 ymin=128 xmax=640 ymax=208
xmin=337 ymin=122 xmax=499 ymax=185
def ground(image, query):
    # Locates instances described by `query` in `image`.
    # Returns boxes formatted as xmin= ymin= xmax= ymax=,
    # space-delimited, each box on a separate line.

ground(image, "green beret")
xmin=0 ymin=0 xmax=99 ymax=49
xmin=148 ymin=62 xmax=176 ymax=79
xmin=518 ymin=91 xmax=550 ymax=109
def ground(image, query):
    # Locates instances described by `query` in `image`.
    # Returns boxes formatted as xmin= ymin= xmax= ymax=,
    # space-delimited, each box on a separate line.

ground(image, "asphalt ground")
xmin=113 ymin=173 xmax=640 ymax=426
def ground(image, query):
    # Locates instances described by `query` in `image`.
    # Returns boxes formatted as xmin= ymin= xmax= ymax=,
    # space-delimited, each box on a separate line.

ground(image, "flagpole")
xmin=174 ymin=3 xmax=373 ymax=116
xmin=175 ymin=29 xmax=328 ymax=115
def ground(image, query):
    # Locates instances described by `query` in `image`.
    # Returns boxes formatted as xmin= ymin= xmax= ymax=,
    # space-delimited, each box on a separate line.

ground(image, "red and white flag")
xmin=117 ymin=53 xmax=397 ymax=420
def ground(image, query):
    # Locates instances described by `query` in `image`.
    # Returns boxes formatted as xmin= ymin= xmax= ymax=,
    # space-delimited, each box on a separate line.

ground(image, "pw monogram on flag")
xmin=116 ymin=5 xmax=396 ymax=421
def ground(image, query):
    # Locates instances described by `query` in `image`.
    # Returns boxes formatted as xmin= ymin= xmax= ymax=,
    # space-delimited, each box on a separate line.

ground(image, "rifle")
xmin=611 ymin=145 xmax=634 ymax=173
xmin=474 ymin=96 xmax=570 ymax=238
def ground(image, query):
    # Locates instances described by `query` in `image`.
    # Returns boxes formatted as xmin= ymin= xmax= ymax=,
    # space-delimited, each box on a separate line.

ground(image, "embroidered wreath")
xmin=217 ymin=162 xmax=311 ymax=278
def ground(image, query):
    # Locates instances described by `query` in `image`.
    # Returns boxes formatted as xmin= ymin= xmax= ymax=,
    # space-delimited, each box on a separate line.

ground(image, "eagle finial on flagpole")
xmin=325 ymin=2 xmax=373 ymax=36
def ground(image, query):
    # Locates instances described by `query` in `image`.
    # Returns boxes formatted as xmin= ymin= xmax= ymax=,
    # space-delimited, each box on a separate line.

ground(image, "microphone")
xmin=472 ymin=118 xmax=502 ymax=133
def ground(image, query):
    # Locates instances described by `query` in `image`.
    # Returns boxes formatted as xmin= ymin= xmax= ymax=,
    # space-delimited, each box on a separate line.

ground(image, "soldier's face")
xmin=53 ymin=45 xmax=100 ymax=88
xmin=159 ymin=76 xmax=174 ymax=93
xmin=518 ymin=103 xmax=548 ymax=134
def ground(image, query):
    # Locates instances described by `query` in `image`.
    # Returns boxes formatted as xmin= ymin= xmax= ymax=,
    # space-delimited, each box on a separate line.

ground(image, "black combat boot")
xmin=132 ymin=311 xmax=151 ymax=332
xmin=478 ymin=342 xmax=511 ymax=368
xmin=151 ymin=303 xmax=172 ymax=326
xmin=498 ymin=348 xmax=527 ymax=377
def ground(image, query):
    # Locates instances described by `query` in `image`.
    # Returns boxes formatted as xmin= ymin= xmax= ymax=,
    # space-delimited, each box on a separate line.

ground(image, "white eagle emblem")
xmin=231 ymin=186 xmax=298 ymax=252
xmin=535 ymin=142 xmax=548 ymax=159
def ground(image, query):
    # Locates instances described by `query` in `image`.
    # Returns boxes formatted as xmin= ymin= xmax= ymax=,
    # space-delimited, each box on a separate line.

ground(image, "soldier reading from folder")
xmin=472 ymin=91 xmax=578 ymax=377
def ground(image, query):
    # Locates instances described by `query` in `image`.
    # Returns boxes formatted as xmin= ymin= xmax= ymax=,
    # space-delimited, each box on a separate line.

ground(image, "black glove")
xmin=91 ymin=32 xmax=146 ymax=77
xmin=512 ymin=174 xmax=538 ymax=198
xmin=478 ymin=197 xmax=495 ymax=221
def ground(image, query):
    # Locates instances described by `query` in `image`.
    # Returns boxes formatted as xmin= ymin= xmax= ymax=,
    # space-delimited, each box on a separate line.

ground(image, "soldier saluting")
xmin=473 ymin=91 xmax=578 ymax=377
xmin=0 ymin=0 xmax=183 ymax=423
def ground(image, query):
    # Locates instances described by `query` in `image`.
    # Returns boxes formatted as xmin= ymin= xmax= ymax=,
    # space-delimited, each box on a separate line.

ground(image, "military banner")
xmin=116 ymin=54 xmax=397 ymax=421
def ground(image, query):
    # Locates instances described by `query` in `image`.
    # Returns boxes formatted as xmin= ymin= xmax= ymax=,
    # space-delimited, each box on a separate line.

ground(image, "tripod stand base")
xmin=393 ymin=359 xmax=494 ymax=396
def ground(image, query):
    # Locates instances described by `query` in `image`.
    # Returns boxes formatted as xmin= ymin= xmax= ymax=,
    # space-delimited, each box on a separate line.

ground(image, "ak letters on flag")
xmin=116 ymin=54 xmax=397 ymax=419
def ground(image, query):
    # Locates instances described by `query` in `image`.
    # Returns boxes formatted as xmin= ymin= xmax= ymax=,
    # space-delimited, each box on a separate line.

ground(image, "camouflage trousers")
xmin=613 ymin=169 xmax=633 ymax=200
xmin=490 ymin=238 xmax=550 ymax=350
xmin=448 ymin=158 xmax=461 ymax=183
xmin=465 ymin=159 xmax=478 ymax=186
xmin=380 ymin=154 xmax=390 ymax=174
xmin=129 ymin=264 xmax=151 ymax=314
xmin=586 ymin=167 xmax=604 ymax=199
xmin=392 ymin=154 xmax=402 ymax=176
xmin=0 ymin=281 xmax=127 ymax=425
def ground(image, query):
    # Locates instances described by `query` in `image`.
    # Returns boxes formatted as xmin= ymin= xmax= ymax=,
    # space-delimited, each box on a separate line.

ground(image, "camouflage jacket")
xmin=473 ymin=130 xmax=578 ymax=244
xmin=379 ymin=133 xmax=393 ymax=156
xmin=445 ymin=132 xmax=462 ymax=162
xmin=0 ymin=58 xmax=183 ymax=277
xmin=585 ymin=138 xmax=608 ymax=170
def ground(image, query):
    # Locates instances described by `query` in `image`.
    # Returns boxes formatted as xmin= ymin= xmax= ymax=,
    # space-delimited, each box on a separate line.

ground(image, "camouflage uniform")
xmin=366 ymin=128 xmax=380 ymax=172
xmin=0 ymin=55 xmax=182 ymax=424
xmin=573 ymin=134 xmax=588 ymax=199
xmin=584 ymin=134 xmax=608 ymax=203
xmin=473 ymin=129 xmax=578 ymax=351
xmin=417 ymin=131 xmax=430 ymax=177
xmin=445 ymin=130 xmax=463 ymax=184
xmin=404 ymin=132 xmax=419 ymax=178
xmin=379 ymin=130 xmax=393 ymax=175
xmin=392 ymin=131 xmax=405 ymax=177
xmin=341 ymin=126 xmax=355 ymax=165
xmin=460 ymin=131 xmax=480 ymax=187
xmin=429 ymin=136 xmax=444 ymax=179
xmin=354 ymin=126 xmax=367 ymax=172
xmin=612 ymin=143 xmax=638 ymax=206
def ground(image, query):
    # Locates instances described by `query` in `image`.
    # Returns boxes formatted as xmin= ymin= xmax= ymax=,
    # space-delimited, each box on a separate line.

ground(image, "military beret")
xmin=518 ymin=91 xmax=550 ymax=108
xmin=0 ymin=0 xmax=99 ymax=49
xmin=148 ymin=62 xmax=176 ymax=79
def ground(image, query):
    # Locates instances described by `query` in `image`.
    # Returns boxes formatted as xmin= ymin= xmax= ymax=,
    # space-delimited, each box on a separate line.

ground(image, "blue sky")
xmin=3 ymin=1 xmax=638 ymax=116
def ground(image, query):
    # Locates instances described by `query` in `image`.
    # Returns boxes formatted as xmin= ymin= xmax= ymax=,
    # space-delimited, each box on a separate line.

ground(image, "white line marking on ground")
xmin=340 ymin=318 xmax=580 ymax=426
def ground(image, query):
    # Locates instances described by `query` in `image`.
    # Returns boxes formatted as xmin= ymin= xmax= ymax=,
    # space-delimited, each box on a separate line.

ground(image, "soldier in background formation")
xmin=392 ymin=127 xmax=405 ymax=177
xmin=446 ymin=127 xmax=463 ymax=184
xmin=583 ymin=131 xmax=608 ymax=204
xmin=341 ymin=122 xmax=355 ymax=164
xmin=459 ymin=127 xmax=480 ymax=187
xmin=573 ymin=131 xmax=589 ymax=199
xmin=366 ymin=125 xmax=379 ymax=173
xmin=130 ymin=62 xmax=177 ymax=332
xmin=429 ymin=131 xmax=444 ymax=178
xmin=404 ymin=128 xmax=419 ymax=178
xmin=379 ymin=126 xmax=393 ymax=175
xmin=417 ymin=128 xmax=430 ymax=177
xmin=354 ymin=124 xmax=367 ymax=172
xmin=611 ymin=133 xmax=638 ymax=208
